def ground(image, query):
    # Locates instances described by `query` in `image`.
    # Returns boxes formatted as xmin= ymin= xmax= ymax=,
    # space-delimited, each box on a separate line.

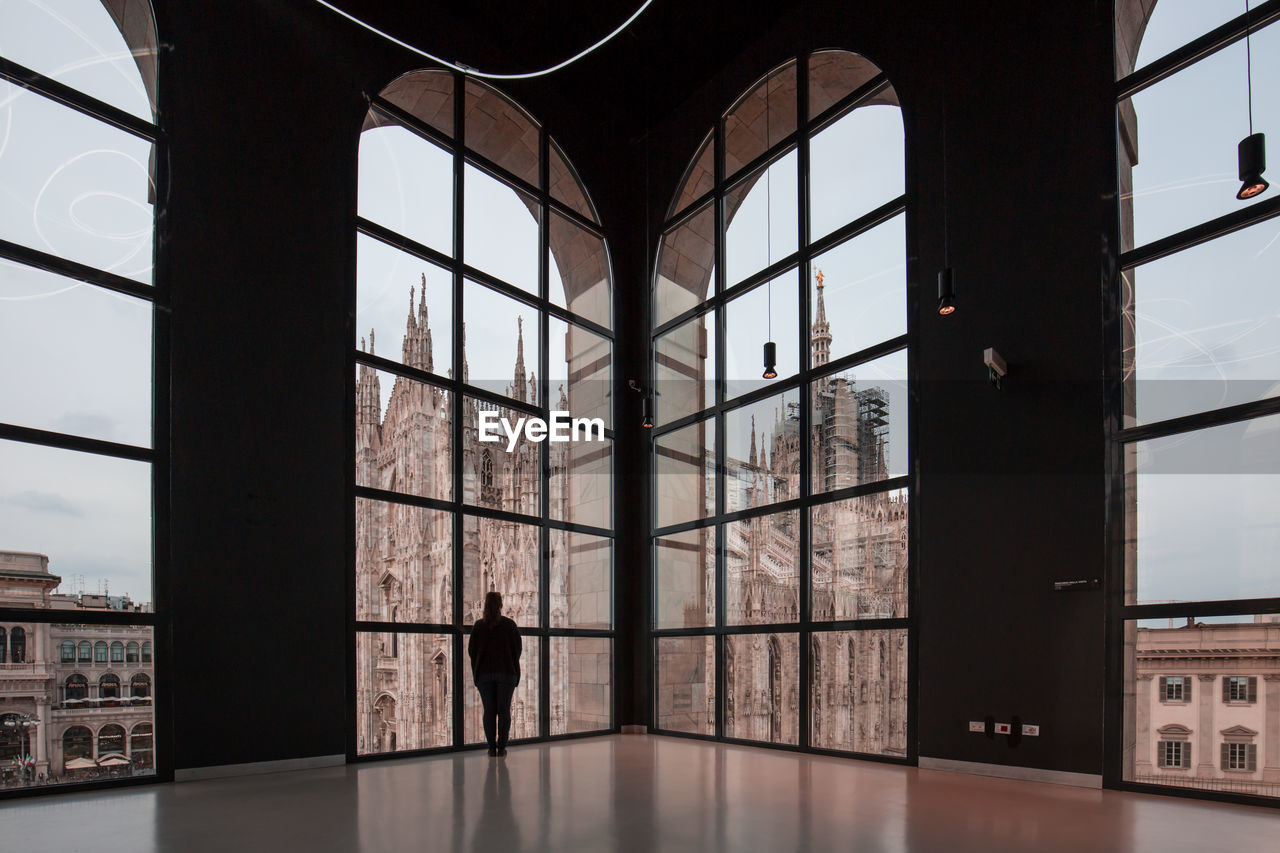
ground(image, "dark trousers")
xmin=475 ymin=676 xmax=517 ymax=749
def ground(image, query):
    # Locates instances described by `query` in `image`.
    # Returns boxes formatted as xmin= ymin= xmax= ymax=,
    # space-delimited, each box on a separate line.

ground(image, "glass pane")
xmin=464 ymin=166 xmax=539 ymax=296
xmin=464 ymin=398 xmax=541 ymax=516
xmin=549 ymin=211 xmax=610 ymax=328
xmin=811 ymin=629 xmax=908 ymax=755
xmin=0 ymin=439 xmax=150 ymax=603
xmin=1126 ymin=413 xmax=1280 ymax=605
xmin=726 ymin=509 xmax=799 ymax=625
xmin=725 ymin=388 xmax=801 ymax=512
xmin=811 ymin=349 xmax=908 ymax=492
xmin=463 ymin=79 xmax=540 ymax=188
xmin=808 ymin=50 xmax=883 ymax=119
xmin=22 ymin=624 xmax=156 ymax=783
xmin=654 ymin=420 xmax=715 ymax=529
xmin=0 ymin=81 xmax=154 ymax=283
xmin=356 ymin=632 xmax=452 ymax=754
xmin=810 ymin=215 xmax=907 ymax=358
xmin=550 ymin=530 xmax=611 ymax=629
xmin=549 ymin=317 xmax=612 ymax=429
xmin=378 ymin=69 xmax=453 ymax=138
xmin=550 ymin=437 xmax=612 ymax=530
xmin=463 ymin=280 xmax=538 ymax=400
xmin=670 ymin=132 xmax=713 ymax=218
xmin=725 ymin=633 xmax=798 ymax=744
xmin=1118 ymin=0 xmax=1245 ymax=79
xmin=0 ymin=260 xmax=150 ymax=446
xmin=465 ymin=639 xmax=539 ymax=744
xmin=724 ymin=63 xmax=797 ymax=179
xmin=724 ymin=150 xmax=798 ymax=288
xmin=1122 ymin=613 xmax=1280 ymax=797
xmin=356 ymin=234 xmax=451 ymax=377
xmin=656 ymin=636 xmax=715 ymax=734
xmin=0 ymin=0 xmax=155 ymax=120
xmin=655 ymin=527 xmax=715 ymax=629
xmin=1121 ymin=23 xmax=1280 ymax=249
xmin=549 ymin=139 xmax=595 ymax=222
xmin=1126 ymin=219 xmax=1280 ymax=426
xmin=809 ymin=100 xmax=904 ymax=240
xmin=355 ymin=498 xmax=452 ymax=623
xmin=551 ymin=636 xmax=612 ymax=734
xmin=654 ymin=310 xmax=714 ymax=425
xmin=462 ymin=514 xmax=540 ymax=625
xmin=725 ymin=269 xmax=799 ymax=400
xmin=811 ymin=489 xmax=909 ymax=620
xmin=358 ymin=122 xmax=453 ymax=257
xmin=655 ymin=202 xmax=715 ymax=327
xmin=355 ymin=367 xmax=452 ymax=502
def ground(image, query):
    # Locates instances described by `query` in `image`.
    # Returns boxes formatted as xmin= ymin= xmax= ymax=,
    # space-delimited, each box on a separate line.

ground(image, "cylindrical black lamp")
xmin=938 ymin=267 xmax=956 ymax=316
xmin=1238 ymin=132 xmax=1269 ymax=200
xmin=762 ymin=341 xmax=777 ymax=379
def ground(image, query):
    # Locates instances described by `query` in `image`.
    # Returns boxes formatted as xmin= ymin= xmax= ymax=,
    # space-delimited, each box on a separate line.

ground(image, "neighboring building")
xmin=1133 ymin=616 xmax=1280 ymax=797
xmin=0 ymin=551 xmax=154 ymax=787
xmin=353 ymin=285 xmax=611 ymax=754
xmin=656 ymin=276 xmax=909 ymax=755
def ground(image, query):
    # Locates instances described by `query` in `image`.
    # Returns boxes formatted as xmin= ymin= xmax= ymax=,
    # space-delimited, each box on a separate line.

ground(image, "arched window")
xmin=131 ymin=723 xmax=153 ymax=770
xmin=95 ymin=641 xmax=108 ymax=664
xmin=8 ymin=627 xmax=24 ymax=664
xmin=111 ymin=641 xmax=124 ymax=663
xmin=130 ymin=674 xmax=151 ymax=698
xmin=65 ymin=674 xmax=89 ymax=702
xmin=1114 ymin=1 xmax=1280 ymax=803
xmin=77 ymin=641 xmax=92 ymax=664
xmin=141 ymin=641 xmax=152 ymax=663
xmin=126 ymin=641 xmax=140 ymax=663
xmin=62 ymin=726 xmax=93 ymax=761
xmin=61 ymin=640 xmax=76 ymax=664
xmin=97 ymin=724 xmax=125 ymax=757
xmin=0 ymin=628 xmax=6 ymax=664
xmin=99 ymin=674 xmax=120 ymax=699
xmin=352 ymin=70 xmax=615 ymax=755
xmin=653 ymin=51 xmax=912 ymax=759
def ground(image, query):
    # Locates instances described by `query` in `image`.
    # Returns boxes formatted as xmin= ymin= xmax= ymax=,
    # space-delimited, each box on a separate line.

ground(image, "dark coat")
xmin=468 ymin=616 xmax=522 ymax=682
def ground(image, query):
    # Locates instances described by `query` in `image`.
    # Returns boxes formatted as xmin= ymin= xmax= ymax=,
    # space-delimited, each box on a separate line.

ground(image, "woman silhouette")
xmin=468 ymin=591 xmax=522 ymax=756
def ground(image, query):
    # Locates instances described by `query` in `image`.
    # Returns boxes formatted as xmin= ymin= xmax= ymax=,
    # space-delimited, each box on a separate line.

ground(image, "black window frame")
xmin=348 ymin=69 xmax=618 ymax=762
xmin=647 ymin=50 xmax=917 ymax=764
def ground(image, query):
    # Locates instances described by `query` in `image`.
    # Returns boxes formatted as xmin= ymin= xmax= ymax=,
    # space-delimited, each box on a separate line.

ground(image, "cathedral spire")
xmin=513 ymin=317 xmax=527 ymax=403
xmin=403 ymin=276 xmax=434 ymax=373
xmin=749 ymin=415 xmax=758 ymax=468
xmin=812 ymin=269 xmax=831 ymax=374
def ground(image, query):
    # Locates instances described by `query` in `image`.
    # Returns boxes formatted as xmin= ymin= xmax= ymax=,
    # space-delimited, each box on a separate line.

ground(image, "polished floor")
xmin=5 ymin=736 xmax=1278 ymax=852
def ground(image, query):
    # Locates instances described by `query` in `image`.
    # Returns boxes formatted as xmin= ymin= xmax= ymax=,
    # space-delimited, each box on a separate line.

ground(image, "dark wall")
xmin=159 ymin=0 xmax=1114 ymax=776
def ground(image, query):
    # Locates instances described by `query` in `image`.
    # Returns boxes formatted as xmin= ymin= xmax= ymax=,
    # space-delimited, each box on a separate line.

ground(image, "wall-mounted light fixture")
xmin=1238 ymin=2 xmax=1269 ymax=200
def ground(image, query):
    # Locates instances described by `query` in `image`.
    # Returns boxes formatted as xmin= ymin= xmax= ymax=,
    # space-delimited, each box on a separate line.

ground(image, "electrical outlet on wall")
xmin=969 ymin=721 xmax=985 ymax=732
xmin=1023 ymin=724 xmax=1040 ymax=736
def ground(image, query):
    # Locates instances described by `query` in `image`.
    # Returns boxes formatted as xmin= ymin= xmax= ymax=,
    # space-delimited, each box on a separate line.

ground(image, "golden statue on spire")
xmin=815 ymin=268 xmax=825 ymax=288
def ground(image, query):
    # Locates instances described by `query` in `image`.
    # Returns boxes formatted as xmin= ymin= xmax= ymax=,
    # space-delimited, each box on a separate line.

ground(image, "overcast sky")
xmin=0 ymin=1 xmax=1277 ymax=609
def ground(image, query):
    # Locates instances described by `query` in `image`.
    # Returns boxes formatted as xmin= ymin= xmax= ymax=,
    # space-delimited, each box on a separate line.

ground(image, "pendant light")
xmin=762 ymin=73 xmax=778 ymax=379
xmin=1237 ymin=1 xmax=1269 ymax=200
xmin=938 ymin=105 xmax=956 ymax=316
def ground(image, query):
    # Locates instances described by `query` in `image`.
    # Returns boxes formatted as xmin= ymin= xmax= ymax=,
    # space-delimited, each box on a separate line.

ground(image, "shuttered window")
xmin=1223 ymin=675 xmax=1257 ymax=703
xmin=1222 ymin=742 xmax=1258 ymax=772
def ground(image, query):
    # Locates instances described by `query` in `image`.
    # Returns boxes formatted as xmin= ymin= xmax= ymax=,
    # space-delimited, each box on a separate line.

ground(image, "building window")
xmin=65 ymin=675 xmax=88 ymax=702
xmin=0 ymin=627 xmax=5 ymax=664
xmin=1224 ymin=676 xmax=1257 ymax=703
xmin=111 ymin=641 xmax=124 ymax=663
xmin=131 ymin=724 xmax=154 ymax=770
xmin=1159 ymin=740 xmax=1190 ymax=769
xmin=130 ymin=674 xmax=151 ymax=698
xmin=1116 ymin=0 xmax=1280 ymax=806
xmin=650 ymin=50 xmax=912 ymax=755
xmin=353 ymin=69 xmax=614 ymax=755
xmin=126 ymin=641 xmax=140 ymax=664
xmin=99 ymin=674 xmax=120 ymax=699
xmin=8 ymin=627 xmax=24 ymax=664
xmin=0 ymin=0 xmax=162 ymax=790
xmin=1159 ymin=676 xmax=1189 ymax=702
xmin=1224 ymin=742 xmax=1256 ymax=772
xmin=97 ymin=724 xmax=125 ymax=757
xmin=141 ymin=641 xmax=152 ymax=663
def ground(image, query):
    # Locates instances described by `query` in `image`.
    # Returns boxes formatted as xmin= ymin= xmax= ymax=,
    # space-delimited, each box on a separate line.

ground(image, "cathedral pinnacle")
xmin=812 ymin=268 xmax=831 ymax=372
xmin=513 ymin=317 xmax=528 ymax=402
